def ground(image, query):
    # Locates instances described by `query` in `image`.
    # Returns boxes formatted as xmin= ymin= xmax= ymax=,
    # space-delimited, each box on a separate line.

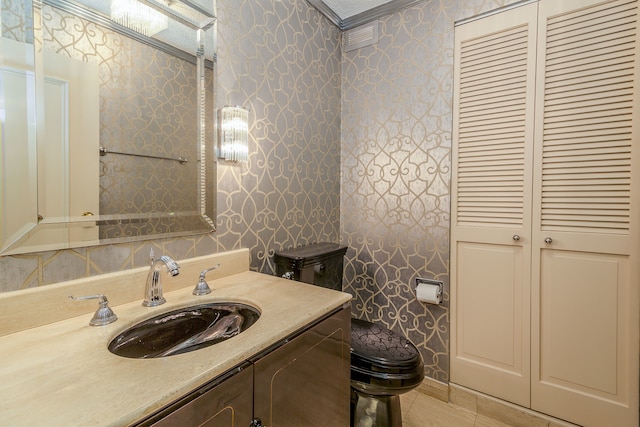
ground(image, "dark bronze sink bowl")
xmin=108 ymin=302 xmax=260 ymax=358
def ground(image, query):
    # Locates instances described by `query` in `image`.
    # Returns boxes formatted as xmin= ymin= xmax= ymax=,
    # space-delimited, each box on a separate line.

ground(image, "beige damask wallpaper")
xmin=0 ymin=0 xmax=518 ymax=382
xmin=40 ymin=5 xmax=201 ymax=219
xmin=214 ymin=0 xmax=342 ymax=270
xmin=340 ymin=0 xmax=518 ymax=381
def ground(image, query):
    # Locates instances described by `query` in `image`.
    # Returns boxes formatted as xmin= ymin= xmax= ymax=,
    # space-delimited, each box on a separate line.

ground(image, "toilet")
xmin=274 ymin=243 xmax=424 ymax=427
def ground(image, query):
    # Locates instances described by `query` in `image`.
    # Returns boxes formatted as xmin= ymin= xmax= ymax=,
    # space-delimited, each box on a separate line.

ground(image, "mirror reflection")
xmin=0 ymin=0 xmax=216 ymax=255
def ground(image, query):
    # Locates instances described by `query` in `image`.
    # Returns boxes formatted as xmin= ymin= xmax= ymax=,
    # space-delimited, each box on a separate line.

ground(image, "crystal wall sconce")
xmin=110 ymin=0 xmax=169 ymax=37
xmin=218 ymin=106 xmax=249 ymax=163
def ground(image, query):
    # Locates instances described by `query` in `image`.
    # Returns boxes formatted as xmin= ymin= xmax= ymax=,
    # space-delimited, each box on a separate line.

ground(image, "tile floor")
xmin=399 ymin=389 xmax=576 ymax=427
xmin=401 ymin=389 xmax=505 ymax=427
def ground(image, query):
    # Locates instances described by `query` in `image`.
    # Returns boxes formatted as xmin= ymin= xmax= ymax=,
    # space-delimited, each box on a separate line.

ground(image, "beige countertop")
xmin=0 ymin=249 xmax=352 ymax=426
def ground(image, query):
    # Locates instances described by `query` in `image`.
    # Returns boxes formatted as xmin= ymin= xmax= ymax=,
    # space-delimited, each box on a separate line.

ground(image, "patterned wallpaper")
xmin=0 ymin=0 xmax=520 ymax=382
xmin=40 ymin=5 xmax=201 ymax=219
xmin=0 ymin=0 xmax=32 ymax=43
xmin=341 ymin=0 xmax=517 ymax=381
xmin=214 ymin=0 xmax=342 ymax=270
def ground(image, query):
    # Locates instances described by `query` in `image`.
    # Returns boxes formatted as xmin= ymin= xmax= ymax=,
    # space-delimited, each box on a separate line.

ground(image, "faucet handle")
xmin=69 ymin=294 xmax=118 ymax=326
xmin=193 ymin=264 xmax=221 ymax=296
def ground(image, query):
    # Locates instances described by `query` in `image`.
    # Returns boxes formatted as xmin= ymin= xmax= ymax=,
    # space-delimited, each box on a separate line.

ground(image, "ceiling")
xmin=306 ymin=0 xmax=425 ymax=30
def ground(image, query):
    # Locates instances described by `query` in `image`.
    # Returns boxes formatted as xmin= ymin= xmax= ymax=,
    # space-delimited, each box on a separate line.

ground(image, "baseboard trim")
xmin=416 ymin=376 xmax=448 ymax=402
xmin=417 ymin=378 xmax=579 ymax=427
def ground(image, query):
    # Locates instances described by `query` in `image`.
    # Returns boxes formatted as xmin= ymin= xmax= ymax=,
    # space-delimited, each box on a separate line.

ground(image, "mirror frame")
xmin=0 ymin=0 xmax=217 ymax=255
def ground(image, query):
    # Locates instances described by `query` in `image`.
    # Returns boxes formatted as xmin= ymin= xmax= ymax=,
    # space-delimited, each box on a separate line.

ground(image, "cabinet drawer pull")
xmin=544 ymin=237 xmax=552 ymax=244
xmin=513 ymin=235 xmax=520 ymax=241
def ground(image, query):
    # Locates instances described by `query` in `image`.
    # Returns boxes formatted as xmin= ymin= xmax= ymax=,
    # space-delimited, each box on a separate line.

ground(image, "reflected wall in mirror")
xmin=0 ymin=0 xmax=216 ymax=255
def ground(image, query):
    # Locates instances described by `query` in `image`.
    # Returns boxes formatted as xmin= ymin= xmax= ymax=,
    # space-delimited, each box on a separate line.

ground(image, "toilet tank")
xmin=273 ymin=242 xmax=348 ymax=291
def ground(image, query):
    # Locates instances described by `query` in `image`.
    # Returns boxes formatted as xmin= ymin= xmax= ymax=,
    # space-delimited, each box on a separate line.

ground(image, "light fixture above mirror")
xmin=110 ymin=0 xmax=168 ymax=37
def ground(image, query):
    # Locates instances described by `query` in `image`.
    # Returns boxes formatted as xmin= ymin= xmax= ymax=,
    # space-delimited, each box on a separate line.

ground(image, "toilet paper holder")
xmin=415 ymin=278 xmax=443 ymax=304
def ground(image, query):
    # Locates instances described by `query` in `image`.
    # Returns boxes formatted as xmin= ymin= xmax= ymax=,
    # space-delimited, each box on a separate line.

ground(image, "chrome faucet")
xmin=143 ymin=249 xmax=180 ymax=307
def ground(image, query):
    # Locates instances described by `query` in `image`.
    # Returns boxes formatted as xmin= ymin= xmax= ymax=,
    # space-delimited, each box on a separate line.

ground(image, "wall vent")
xmin=345 ymin=20 xmax=378 ymax=51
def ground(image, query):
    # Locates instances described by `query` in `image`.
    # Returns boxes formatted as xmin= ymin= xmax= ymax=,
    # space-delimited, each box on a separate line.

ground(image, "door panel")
xmin=539 ymin=250 xmax=627 ymax=395
xmin=453 ymin=242 xmax=529 ymax=406
xmin=450 ymin=1 xmax=538 ymax=407
xmin=533 ymin=249 xmax=633 ymax=426
xmin=531 ymin=0 xmax=639 ymax=425
xmin=0 ymin=38 xmax=38 ymax=247
xmin=453 ymin=1 xmax=639 ymax=425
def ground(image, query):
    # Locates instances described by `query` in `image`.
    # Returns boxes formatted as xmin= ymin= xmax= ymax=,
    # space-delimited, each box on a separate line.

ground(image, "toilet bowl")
xmin=350 ymin=318 xmax=424 ymax=427
xmin=274 ymin=243 xmax=425 ymax=427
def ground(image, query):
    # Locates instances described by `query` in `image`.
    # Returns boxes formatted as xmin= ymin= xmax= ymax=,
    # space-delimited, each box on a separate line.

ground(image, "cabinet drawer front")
xmin=147 ymin=366 xmax=254 ymax=427
xmin=253 ymin=308 xmax=351 ymax=427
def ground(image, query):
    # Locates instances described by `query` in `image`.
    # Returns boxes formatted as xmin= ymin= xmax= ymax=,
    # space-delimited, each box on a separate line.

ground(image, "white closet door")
xmin=450 ymin=2 xmax=537 ymax=407
xmin=531 ymin=1 xmax=640 ymax=426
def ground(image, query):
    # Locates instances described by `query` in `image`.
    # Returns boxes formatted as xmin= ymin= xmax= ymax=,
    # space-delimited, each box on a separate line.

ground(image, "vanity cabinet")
xmin=137 ymin=307 xmax=350 ymax=427
xmin=450 ymin=1 xmax=639 ymax=426
xmin=148 ymin=365 xmax=254 ymax=427
xmin=253 ymin=304 xmax=350 ymax=426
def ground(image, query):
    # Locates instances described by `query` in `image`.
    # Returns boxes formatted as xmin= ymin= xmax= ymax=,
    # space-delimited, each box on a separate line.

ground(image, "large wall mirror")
xmin=0 ymin=0 xmax=216 ymax=255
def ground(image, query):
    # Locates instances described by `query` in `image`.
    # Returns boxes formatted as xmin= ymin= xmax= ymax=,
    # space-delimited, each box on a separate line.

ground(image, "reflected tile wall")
xmin=341 ymin=0 xmax=518 ymax=381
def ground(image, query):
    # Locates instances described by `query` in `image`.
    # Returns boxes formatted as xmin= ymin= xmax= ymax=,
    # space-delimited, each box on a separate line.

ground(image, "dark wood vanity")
xmin=137 ymin=307 xmax=350 ymax=427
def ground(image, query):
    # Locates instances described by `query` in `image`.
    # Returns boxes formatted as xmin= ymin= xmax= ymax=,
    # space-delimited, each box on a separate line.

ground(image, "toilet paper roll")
xmin=416 ymin=282 xmax=442 ymax=305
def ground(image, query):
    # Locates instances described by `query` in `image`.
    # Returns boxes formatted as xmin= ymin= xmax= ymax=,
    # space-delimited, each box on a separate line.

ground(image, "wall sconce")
xmin=218 ymin=106 xmax=249 ymax=163
xmin=110 ymin=0 xmax=169 ymax=37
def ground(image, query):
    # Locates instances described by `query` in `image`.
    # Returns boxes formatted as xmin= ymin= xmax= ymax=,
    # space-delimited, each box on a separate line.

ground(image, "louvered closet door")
xmin=530 ymin=0 xmax=640 ymax=426
xmin=450 ymin=3 xmax=537 ymax=407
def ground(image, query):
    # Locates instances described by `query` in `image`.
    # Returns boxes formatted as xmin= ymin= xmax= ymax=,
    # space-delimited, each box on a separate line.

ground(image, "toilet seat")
xmin=350 ymin=318 xmax=424 ymax=395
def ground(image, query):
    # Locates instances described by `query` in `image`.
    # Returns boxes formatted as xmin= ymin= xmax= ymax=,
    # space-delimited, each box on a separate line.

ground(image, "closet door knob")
xmin=544 ymin=237 xmax=553 ymax=244
xmin=513 ymin=235 xmax=520 ymax=241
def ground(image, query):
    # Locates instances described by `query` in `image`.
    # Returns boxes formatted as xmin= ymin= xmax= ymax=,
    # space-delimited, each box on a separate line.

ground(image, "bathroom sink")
xmin=108 ymin=302 xmax=260 ymax=358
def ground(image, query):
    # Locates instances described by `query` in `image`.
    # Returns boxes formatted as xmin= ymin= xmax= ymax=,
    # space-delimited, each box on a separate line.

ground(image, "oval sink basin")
xmin=108 ymin=302 xmax=260 ymax=359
